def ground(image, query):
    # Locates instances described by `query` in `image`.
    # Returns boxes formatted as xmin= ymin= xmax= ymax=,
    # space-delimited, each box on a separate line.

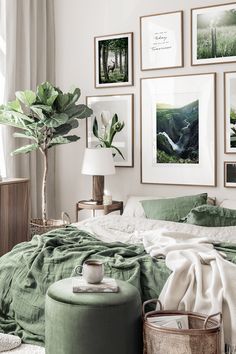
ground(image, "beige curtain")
xmin=2 ymin=0 xmax=55 ymax=217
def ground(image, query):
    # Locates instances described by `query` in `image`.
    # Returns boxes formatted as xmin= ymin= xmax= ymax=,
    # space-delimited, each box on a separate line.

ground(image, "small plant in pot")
xmin=0 ymin=81 xmax=92 ymax=234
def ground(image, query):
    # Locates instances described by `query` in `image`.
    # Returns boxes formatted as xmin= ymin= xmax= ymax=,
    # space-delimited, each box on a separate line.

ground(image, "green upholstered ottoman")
xmin=45 ymin=278 xmax=142 ymax=354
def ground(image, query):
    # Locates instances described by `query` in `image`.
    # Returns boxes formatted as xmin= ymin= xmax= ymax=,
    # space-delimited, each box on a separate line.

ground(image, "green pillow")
xmin=140 ymin=193 xmax=208 ymax=222
xmin=185 ymin=205 xmax=236 ymax=227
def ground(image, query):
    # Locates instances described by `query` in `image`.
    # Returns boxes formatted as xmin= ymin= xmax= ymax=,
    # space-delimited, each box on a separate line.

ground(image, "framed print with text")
xmin=140 ymin=11 xmax=183 ymax=70
xmin=192 ymin=3 xmax=236 ymax=65
xmin=225 ymin=71 xmax=236 ymax=153
xmin=141 ymin=73 xmax=216 ymax=186
xmin=94 ymin=32 xmax=133 ymax=88
xmin=86 ymin=94 xmax=134 ymax=167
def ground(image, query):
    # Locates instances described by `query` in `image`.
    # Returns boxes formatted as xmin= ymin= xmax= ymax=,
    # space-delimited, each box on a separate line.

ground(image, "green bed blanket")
xmin=0 ymin=226 xmax=170 ymax=346
xmin=0 ymin=226 xmax=236 ymax=347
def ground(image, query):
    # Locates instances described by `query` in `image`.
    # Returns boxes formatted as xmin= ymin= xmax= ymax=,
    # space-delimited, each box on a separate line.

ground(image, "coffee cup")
xmin=74 ymin=259 xmax=104 ymax=284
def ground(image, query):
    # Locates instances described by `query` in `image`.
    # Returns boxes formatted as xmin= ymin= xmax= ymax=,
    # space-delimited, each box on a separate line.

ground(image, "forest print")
xmin=156 ymin=100 xmax=199 ymax=164
xmin=230 ymin=78 xmax=236 ymax=148
xmin=98 ymin=36 xmax=129 ymax=84
xmin=197 ymin=8 xmax=236 ymax=59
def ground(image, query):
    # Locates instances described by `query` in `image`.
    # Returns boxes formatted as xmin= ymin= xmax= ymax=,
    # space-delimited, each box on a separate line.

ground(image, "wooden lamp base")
xmin=92 ymin=175 xmax=104 ymax=204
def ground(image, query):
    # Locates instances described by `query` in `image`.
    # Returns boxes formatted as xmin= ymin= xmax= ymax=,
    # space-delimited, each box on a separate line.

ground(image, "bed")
xmin=1 ymin=195 xmax=236 ymax=353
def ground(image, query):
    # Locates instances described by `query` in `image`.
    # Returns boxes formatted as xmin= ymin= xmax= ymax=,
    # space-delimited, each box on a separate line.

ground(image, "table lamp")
xmin=81 ymin=148 xmax=115 ymax=204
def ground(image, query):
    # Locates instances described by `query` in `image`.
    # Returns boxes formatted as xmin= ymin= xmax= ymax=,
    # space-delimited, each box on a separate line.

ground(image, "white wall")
xmin=54 ymin=0 xmax=236 ymax=221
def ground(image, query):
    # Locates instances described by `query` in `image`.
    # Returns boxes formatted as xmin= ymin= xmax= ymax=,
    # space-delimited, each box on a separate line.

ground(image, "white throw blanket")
xmin=143 ymin=229 xmax=236 ymax=354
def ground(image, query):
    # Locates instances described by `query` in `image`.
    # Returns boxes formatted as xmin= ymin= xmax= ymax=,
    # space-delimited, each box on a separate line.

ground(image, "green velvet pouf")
xmin=45 ymin=278 xmax=142 ymax=354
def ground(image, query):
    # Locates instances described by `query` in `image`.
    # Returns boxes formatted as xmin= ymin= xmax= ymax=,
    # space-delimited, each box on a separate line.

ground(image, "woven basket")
xmin=143 ymin=299 xmax=222 ymax=354
xmin=30 ymin=212 xmax=71 ymax=237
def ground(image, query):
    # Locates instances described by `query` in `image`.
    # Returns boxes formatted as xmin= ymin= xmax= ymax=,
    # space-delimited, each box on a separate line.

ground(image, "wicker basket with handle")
xmin=143 ymin=299 xmax=222 ymax=354
xmin=30 ymin=212 xmax=71 ymax=237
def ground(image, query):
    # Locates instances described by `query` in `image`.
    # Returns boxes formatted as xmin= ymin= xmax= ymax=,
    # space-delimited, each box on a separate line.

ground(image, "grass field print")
xmin=196 ymin=5 xmax=236 ymax=61
xmin=97 ymin=35 xmax=130 ymax=85
xmin=156 ymin=97 xmax=199 ymax=164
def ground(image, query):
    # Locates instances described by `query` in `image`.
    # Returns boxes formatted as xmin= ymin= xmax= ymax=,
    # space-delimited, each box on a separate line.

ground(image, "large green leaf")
xmin=56 ymin=93 xmax=70 ymax=111
xmin=16 ymin=90 xmax=36 ymax=106
xmin=0 ymin=111 xmax=32 ymax=129
xmin=36 ymin=82 xmax=58 ymax=106
xmin=33 ymin=104 xmax=53 ymax=113
xmin=53 ymin=123 xmax=72 ymax=136
xmin=49 ymin=135 xmax=80 ymax=147
xmin=13 ymin=132 xmax=38 ymax=142
xmin=66 ymin=88 xmax=81 ymax=108
xmin=53 ymin=119 xmax=79 ymax=137
xmin=65 ymin=104 xmax=92 ymax=119
xmin=44 ymin=113 xmax=68 ymax=128
xmin=11 ymin=143 xmax=38 ymax=155
xmin=67 ymin=118 xmax=79 ymax=129
xmin=6 ymin=99 xmax=23 ymax=113
xmin=30 ymin=107 xmax=45 ymax=120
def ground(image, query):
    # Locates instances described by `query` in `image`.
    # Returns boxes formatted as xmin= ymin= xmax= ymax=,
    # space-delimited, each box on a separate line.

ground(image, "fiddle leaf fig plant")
xmin=0 ymin=81 xmax=93 ymax=224
xmin=92 ymin=111 xmax=125 ymax=159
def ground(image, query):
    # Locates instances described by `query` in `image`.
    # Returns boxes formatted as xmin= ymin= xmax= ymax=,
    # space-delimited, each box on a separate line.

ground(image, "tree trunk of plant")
xmin=41 ymin=149 xmax=48 ymax=225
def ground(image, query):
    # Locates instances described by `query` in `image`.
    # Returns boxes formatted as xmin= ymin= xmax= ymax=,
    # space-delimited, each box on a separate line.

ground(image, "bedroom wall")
xmin=54 ymin=0 xmax=236 ymax=221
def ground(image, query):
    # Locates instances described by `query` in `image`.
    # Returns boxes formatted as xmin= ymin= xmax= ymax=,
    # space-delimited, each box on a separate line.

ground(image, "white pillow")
xmin=123 ymin=195 xmax=216 ymax=218
xmin=123 ymin=196 xmax=163 ymax=217
xmin=220 ymin=199 xmax=236 ymax=210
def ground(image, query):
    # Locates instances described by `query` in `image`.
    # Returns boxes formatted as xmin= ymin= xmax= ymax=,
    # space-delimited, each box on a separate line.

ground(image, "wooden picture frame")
xmin=86 ymin=94 xmax=134 ymax=167
xmin=224 ymin=71 xmax=236 ymax=154
xmin=94 ymin=32 xmax=133 ymax=88
xmin=224 ymin=161 xmax=236 ymax=187
xmin=140 ymin=10 xmax=183 ymax=71
xmin=140 ymin=73 xmax=216 ymax=186
xmin=191 ymin=3 xmax=236 ymax=66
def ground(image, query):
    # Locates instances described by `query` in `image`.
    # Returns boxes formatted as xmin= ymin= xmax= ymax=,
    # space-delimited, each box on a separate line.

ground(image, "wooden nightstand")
xmin=76 ymin=200 xmax=123 ymax=222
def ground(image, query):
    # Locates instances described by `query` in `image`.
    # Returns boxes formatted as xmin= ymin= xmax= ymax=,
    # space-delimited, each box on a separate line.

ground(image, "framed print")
xmin=225 ymin=71 xmax=236 ymax=153
xmin=192 ymin=3 xmax=236 ymax=65
xmin=86 ymin=94 xmax=134 ymax=167
xmin=141 ymin=73 xmax=216 ymax=186
xmin=140 ymin=11 xmax=183 ymax=70
xmin=224 ymin=161 xmax=236 ymax=187
xmin=94 ymin=32 xmax=133 ymax=88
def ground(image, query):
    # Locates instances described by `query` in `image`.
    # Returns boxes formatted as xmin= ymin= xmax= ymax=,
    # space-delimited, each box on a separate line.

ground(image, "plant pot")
xmin=30 ymin=212 xmax=71 ymax=237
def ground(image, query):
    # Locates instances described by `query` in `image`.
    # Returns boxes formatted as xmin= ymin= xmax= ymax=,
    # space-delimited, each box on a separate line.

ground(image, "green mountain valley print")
xmin=156 ymin=100 xmax=199 ymax=164
xmin=197 ymin=9 xmax=236 ymax=59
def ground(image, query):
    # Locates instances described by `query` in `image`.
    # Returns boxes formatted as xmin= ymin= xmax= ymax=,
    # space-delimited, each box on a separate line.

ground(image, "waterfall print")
xmin=156 ymin=99 xmax=199 ymax=164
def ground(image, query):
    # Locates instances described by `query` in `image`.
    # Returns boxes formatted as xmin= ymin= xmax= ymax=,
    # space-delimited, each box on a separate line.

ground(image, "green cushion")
xmin=45 ymin=278 xmax=142 ymax=354
xmin=140 ymin=193 xmax=208 ymax=222
xmin=185 ymin=205 xmax=236 ymax=227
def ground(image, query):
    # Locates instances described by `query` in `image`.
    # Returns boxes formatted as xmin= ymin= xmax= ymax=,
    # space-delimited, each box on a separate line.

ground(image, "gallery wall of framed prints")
xmin=90 ymin=1 xmax=236 ymax=188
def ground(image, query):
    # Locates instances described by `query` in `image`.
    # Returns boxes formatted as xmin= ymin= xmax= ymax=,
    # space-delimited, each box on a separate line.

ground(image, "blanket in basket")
xmin=143 ymin=229 xmax=236 ymax=354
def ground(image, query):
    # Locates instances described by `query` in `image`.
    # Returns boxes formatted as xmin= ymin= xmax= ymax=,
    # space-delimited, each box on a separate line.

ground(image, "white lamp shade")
xmin=81 ymin=148 xmax=115 ymax=176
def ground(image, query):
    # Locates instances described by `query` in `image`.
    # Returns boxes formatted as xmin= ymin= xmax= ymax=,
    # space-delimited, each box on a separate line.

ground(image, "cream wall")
xmin=54 ymin=0 xmax=236 ymax=221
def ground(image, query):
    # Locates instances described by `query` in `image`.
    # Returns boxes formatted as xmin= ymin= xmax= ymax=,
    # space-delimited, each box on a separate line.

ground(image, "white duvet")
xmin=74 ymin=214 xmax=236 ymax=244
